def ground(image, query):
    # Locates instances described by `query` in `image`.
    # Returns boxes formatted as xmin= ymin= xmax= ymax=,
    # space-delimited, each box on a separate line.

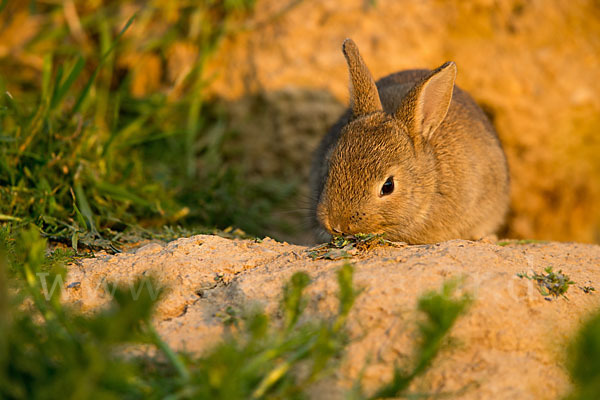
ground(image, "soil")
xmin=64 ymin=235 xmax=600 ymax=399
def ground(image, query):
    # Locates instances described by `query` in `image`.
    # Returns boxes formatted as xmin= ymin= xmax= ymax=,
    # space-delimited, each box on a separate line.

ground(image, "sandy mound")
xmin=64 ymin=235 xmax=600 ymax=399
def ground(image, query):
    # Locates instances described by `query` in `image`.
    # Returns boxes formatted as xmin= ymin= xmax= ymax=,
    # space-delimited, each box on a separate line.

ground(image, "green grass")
xmin=361 ymin=280 xmax=471 ymax=399
xmin=0 ymin=1 xmax=295 ymax=251
xmin=566 ymin=311 xmax=600 ymax=400
xmin=0 ymin=227 xmax=473 ymax=399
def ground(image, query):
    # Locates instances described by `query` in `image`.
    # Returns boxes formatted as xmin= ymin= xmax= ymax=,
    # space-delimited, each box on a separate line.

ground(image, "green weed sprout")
xmin=360 ymin=280 xmax=472 ymax=399
xmin=517 ymin=267 xmax=575 ymax=299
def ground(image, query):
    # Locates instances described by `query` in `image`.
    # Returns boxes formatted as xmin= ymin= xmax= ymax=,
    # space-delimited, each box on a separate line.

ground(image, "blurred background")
xmin=1 ymin=0 xmax=599 ymax=247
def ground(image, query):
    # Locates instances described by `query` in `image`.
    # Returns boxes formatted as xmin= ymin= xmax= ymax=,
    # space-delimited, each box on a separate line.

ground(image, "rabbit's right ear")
xmin=342 ymin=38 xmax=383 ymax=117
xmin=395 ymin=62 xmax=456 ymax=141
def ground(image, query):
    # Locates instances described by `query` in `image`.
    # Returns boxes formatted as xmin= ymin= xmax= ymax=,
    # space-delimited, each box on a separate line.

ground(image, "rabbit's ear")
xmin=342 ymin=38 xmax=383 ymax=117
xmin=396 ymin=62 xmax=456 ymax=141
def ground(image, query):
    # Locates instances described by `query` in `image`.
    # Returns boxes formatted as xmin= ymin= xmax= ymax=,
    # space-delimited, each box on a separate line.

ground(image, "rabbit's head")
xmin=316 ymin=39 xmax=456 ymax=239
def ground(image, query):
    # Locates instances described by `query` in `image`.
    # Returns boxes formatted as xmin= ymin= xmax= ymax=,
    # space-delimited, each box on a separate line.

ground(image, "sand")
xmin=63 ymin=235 xmax=600 ymax=398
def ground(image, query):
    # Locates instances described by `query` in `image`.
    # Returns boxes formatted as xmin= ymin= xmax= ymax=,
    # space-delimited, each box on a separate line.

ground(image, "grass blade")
xmin=0 ymin=215 xmax=22 ymax=222
xmin=73 ymin=182 xmax=97 ymax=235
xmin=50 ymin=55 xmax=85 ymax=110
xmin=71 ymin=14 xmax=137 ymax=115
xmin=94 ymin=180 xmax=152 ymax=208
xmin=41 ymin=54 xmax=53 ymax=100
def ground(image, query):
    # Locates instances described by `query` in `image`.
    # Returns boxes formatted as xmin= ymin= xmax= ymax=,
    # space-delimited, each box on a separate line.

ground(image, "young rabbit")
xmin=310 ymin=39 xmax=509 ymax=244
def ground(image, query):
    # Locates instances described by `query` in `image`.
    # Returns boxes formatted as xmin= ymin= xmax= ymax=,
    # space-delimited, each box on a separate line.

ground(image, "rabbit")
xmin=309 ymin=38 xmax=510 ymax=244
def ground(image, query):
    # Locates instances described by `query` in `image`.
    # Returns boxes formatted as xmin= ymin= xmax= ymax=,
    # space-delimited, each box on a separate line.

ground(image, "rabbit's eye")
xmin=380 ymin=176 xmax=394 ymax=196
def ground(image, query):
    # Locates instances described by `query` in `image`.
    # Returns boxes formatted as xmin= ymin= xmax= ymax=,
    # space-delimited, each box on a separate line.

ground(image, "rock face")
xmin=65 ymin=235 xmax=600 ymax=399
xmin=205 ymin=0 xmax=600 ymax=243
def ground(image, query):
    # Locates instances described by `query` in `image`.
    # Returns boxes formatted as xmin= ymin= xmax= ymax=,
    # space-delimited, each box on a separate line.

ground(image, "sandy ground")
xmin=64 ymin=235 xmax=600 ymax=399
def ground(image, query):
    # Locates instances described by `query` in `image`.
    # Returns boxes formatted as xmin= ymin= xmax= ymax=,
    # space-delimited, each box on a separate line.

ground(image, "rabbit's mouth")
xmin=320 ymin=215 xmax=386 ymax=238
xmin=316 ymin=199 xmax=390 ymax=237
xmin=320 ymin=216 xmax=352 ymax=237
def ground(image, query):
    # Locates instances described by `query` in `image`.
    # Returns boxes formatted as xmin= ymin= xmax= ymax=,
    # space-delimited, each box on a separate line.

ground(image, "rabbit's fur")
xmin=310 ymin=39 xmax=509 ymax=244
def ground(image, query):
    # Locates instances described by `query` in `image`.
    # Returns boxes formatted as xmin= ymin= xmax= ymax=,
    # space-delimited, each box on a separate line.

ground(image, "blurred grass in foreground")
xmin=0 ymin=0 xmax=295 ymax=249
xmin=566 ymin=311 xmax=600 ymax=400
xmin=0 ymin=227 xmax=473 ymax=399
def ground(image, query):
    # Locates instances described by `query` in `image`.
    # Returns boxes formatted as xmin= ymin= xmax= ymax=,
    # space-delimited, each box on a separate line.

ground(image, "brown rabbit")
xmin=310 ymin=39 xmax=509 ymax=244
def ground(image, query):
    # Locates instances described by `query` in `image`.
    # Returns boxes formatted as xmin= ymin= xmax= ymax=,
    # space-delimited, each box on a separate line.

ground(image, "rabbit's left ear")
xmin=396 ymin=62 xmax=456 ymax=140
xmin=342 ymin=38 xmax=383 ymax=117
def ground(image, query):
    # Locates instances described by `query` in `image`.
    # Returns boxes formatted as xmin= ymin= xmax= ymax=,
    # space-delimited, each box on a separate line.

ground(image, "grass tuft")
xmin=565 ymin=311 xmax=600 ymax=400
xmin=309 ymin=233 xmax=399 ymax=260
xmin=363 ymin=280 xmax=472 ymax=399
xmin=0 ymin=0 xmax=294 ymax=250
xmin=517 ymin=266 xmax=575 ymax=299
